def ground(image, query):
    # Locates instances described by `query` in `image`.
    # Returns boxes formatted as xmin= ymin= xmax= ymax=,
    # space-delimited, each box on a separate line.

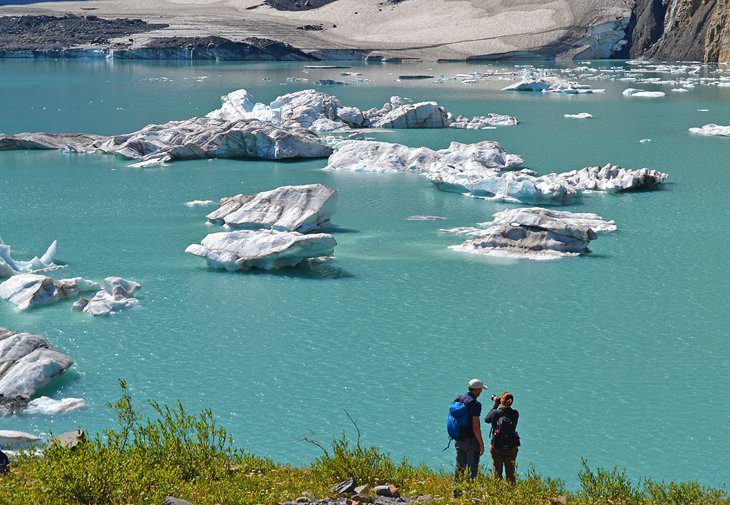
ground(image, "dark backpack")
xmin=446 ymin=395 xmax=473 ymax=440
xmin=492 ymin=412 xmax=519 ymax=449
xmin=0 ymin=450 xmax=9 ymax=473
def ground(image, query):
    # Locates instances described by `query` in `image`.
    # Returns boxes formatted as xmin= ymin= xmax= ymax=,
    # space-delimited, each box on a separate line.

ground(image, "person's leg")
xmin=504 ymin=447 xmax=518 ymax=483
xmin=466 ymin=439 xmax=480 ymax=479
xmin=490 ymin=445 xmax=505 ymax=479
xmin=454 ymin=440 xmax=467 ymax=495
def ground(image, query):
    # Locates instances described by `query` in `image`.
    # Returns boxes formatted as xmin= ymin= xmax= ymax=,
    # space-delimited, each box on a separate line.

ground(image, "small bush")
xmin=578 ymin=459 xmax=639 ymax=503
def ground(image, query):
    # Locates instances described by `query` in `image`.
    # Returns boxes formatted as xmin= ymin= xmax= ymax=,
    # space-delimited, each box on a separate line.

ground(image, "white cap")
xmin=468 ymin=378 xmax=485 ymax=390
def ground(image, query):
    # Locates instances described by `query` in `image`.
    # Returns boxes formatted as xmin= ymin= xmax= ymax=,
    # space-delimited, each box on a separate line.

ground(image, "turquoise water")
xmin=0 ymin=59 xmax=728 ymax=489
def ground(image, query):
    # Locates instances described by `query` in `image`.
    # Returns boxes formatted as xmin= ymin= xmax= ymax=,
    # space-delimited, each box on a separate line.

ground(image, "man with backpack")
xmin=485 ymin=391 xmax=520 ymax=483
xmin=449 ymin=378 xmax=486 ymax=494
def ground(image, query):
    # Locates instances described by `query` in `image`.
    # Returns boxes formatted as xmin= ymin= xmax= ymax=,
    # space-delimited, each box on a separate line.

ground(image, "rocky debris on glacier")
xmin=446 ymin=207 xmax=617 ymax=260
xmin=185 ymin=229 xmax=337 ymax=271
xmin=206 ymin=184 xmax=338 ymax=232
xmin=73 ymin=277 xmax=141 ymax=317
xmin=0 ymin=237 xmax=59 ymax=278
xmin=206 ymin=89 xmax=518 ymax=131
xmin=324 ymin=140 xmax=524 ymax=174
xmin=622 ymin=88 xmax=666 ymax=98
xmin=0 ymin=274 xmax=99 ymax=311
xmin=564 ymin=113 xmax=593 ymax=119
xmin=689 ymin=124 xmax=730 ymax=137
xmin=0 ymin=327 xmax=74 ymax=416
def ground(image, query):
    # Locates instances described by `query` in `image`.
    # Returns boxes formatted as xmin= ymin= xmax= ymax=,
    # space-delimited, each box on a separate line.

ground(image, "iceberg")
xmin=564 ymin=113 xmax=593 ymax=119
xmin=23 ymin=396 xmax=86 ymax=415
xmin=558 ymin=164 xmax=668 ymax=192
xmin=185 ymin=200 xmax=215 ymax=207
xmin=0 ymin=237 xmax=59 ymax=278
xmin=447 ymin=207 xmax=617 ymax=260
xmin=73 ymin=277 xmax=141 ymax=317
xmin=0 ymin=327 xmax=74 ymax=415
xmin=622 ymin=88 xmax=666 ymax=98
xmin=688 ymin=124 xmax=730 ymax=137
xmin=0 ymin=430 xmax=41 ymax=449
xmin=206 ymin=184 xmax=338 ymax=232
xmin=0 ymin=274 xmax=99 ymax=311
xmin=185 ymin=229 xmax=337 ymax=271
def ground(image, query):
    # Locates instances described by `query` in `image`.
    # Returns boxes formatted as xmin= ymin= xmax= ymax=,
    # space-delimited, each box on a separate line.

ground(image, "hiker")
xmin=485 ymin=391 xmax=520 ymax=483
xmin=450 ymin=378 xmax=486 ymax=492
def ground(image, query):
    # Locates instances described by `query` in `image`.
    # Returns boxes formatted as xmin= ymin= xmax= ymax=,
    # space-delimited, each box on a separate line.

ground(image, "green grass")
xmin=0 ymin=382 xmax=726 ymax=505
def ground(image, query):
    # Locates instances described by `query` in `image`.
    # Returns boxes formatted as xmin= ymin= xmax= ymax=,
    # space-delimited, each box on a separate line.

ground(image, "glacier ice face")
xmin=0 ymin=274 xmax=100 ymax=311
xmin=0 ymin=327 xmax=74 ymax=415
xmin=206 ymin=184 xmax=338 ymax=233
xmin=689 ymin=124 xmax=730 ymax=137
xmin=23 ymin=396 xmax=86 ymax=415
xmin=446 ymin=207 xmax=617 ymax=260
xmin=73 ymin=277 xmax=141 ymax=317
xmin=0 ymin=238 xmax=59 ymax=278
xmin=185 ymin=230 xmax=337 ymax=271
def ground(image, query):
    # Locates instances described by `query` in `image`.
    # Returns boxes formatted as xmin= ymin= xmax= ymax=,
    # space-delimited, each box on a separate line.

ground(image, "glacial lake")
xmin=0 ymin=59 xmax=728 ymax=488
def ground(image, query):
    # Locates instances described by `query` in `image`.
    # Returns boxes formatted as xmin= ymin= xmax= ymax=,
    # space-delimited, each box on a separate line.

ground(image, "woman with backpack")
xmin=484 ymin=391 xmax=520 ymax=483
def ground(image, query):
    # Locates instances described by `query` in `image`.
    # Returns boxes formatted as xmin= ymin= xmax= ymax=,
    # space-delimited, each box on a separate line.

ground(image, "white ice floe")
xmin=0 ymin=327 xmax=74 ymax=415
xmin=185 ymin=200 xmax=215 ymax=207
xmin=0 ymin=430 xmax=41 ymax=449
xmin=640 ymin=138 xmax=652 ymax=143
xmin=446 ymin=207 xmax=616 ymax=260
xmin=406 ymin=215 xmax=448 ymax=221
xmin=186 ymin=230 xmax=337 ymax=271
xmin=23 ymin=396 xmax=86 ymax=415
xmin=622 ymin=88 xmax=666 ymax=98
xmin=564 ymin=113 xmax=593 ymax=119
xmin=73 ymin=277 xmax=141 ymax=317
xmin=688 ymin=124 xmax=730 ymax=137
xmin=502 ymin=77 xmax=598 ymax=94
xmin=324 ymin=140 xmax=523 ymax=174
xmin=559 ymin=164 xmax=668 ymax=192
xmin=0 ymin=237 xmax=59 ymax=278
xmin=0 ymin=274 xmax=99 ymax=311
xmin=206 ymin=184 xmax=338 ymax=232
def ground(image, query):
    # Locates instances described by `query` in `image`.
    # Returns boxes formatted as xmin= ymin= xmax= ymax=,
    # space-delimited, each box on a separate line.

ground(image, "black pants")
xmin=454 ymin=437 xmax=480 ymax=485
xmin=490 ymin=445 xmax=518 ymax=483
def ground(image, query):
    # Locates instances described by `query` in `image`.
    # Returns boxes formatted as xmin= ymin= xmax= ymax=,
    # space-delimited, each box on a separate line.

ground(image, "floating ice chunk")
xmin=0 ymin=238 xmax=59 ymax=278
xmin=640 ymin=138 xmax=652 ymax=143
xmin=0 ymin=430 xmax=41 ymax=449
xmin=564 ymin=113 xmax=593 ymax=119
xmin=73 ymin=277 xmax=141 ymax=317
xmin=448 ymin=113 xmax=518 ymax=128
xmin=23 ymin=396 xmax=86 ymax=415
xmin=0 ymin=327 xmax=74 ymax=415
xmin=0 ymin=274 xmax=100 ymax=311
xmin=688 ymin=124 xmax=730 ymax=137
xmin=671 ymin=88 xmax=689 ymax=93
xmin=206 ymin=184 xmax=338 ymax=233
xmin=407 ymin=215 xmax=447 ymax=221
xmin=622 ymin=88 xmax=666 ymax=98
xmin=558 ymin=164 xmax=667 ymax=192
xmin=185 ymin=200 xmax=215 ymax=207
xmin=185 ymin=229 xmax=337 ymax=271
xmin=448 ymin=207 xmax=617 ymax=260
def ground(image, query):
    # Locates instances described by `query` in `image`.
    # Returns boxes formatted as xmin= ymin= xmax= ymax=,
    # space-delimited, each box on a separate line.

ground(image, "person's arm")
xmin=513 ymin=410 xmax=519 ymax=430
xmin=472 ymin=416 xmax=484 ymax=455
xmin=484 ymin=408 xmax=498 ymax=424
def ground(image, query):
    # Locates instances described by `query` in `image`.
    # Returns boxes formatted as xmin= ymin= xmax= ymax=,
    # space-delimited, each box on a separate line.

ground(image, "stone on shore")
xmin=206 ymin=184 xmax=338 ymax=232
xmin=185 ymin=230 xmax=336 ymax=271
xmin=0 ymin=237 xmax=59 ymax=278
xmin=0 ymin=327 xmax=74 ymax=415
xmin=0 ymin=274 xmax=99 ymax=311
xmin=448 ymin=207 xmax=616 ymax=260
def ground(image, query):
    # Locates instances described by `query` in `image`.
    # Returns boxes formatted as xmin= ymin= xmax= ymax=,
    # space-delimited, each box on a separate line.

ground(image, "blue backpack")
xmin=446 ymin=395 xmax=473 ymax=440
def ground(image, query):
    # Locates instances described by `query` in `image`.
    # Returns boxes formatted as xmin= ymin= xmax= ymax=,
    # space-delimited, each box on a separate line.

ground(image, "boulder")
xmin=0 ymin=328 xmax=74 ymax=415
xmin=162 ymin=497 xmax=195 ymax=505
xmin=0 ymin=274 xmax=100 ymax=311
xmin=332 ymin=477 xmax=357 ymax=495
xmin=373 ymin=484 xmax=399 ymax=497
xmin=185 ymin=230 xmax=337 ymax=271
xmin=0 ymin=237 xmax=59 ymax=278
xmin=447 ymin=207 xmax=616 ymax=260
xmin=51 ymin=429 xmax=86 ymax=449
xmin=206 ymin=184 xmax=338 ymax=232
